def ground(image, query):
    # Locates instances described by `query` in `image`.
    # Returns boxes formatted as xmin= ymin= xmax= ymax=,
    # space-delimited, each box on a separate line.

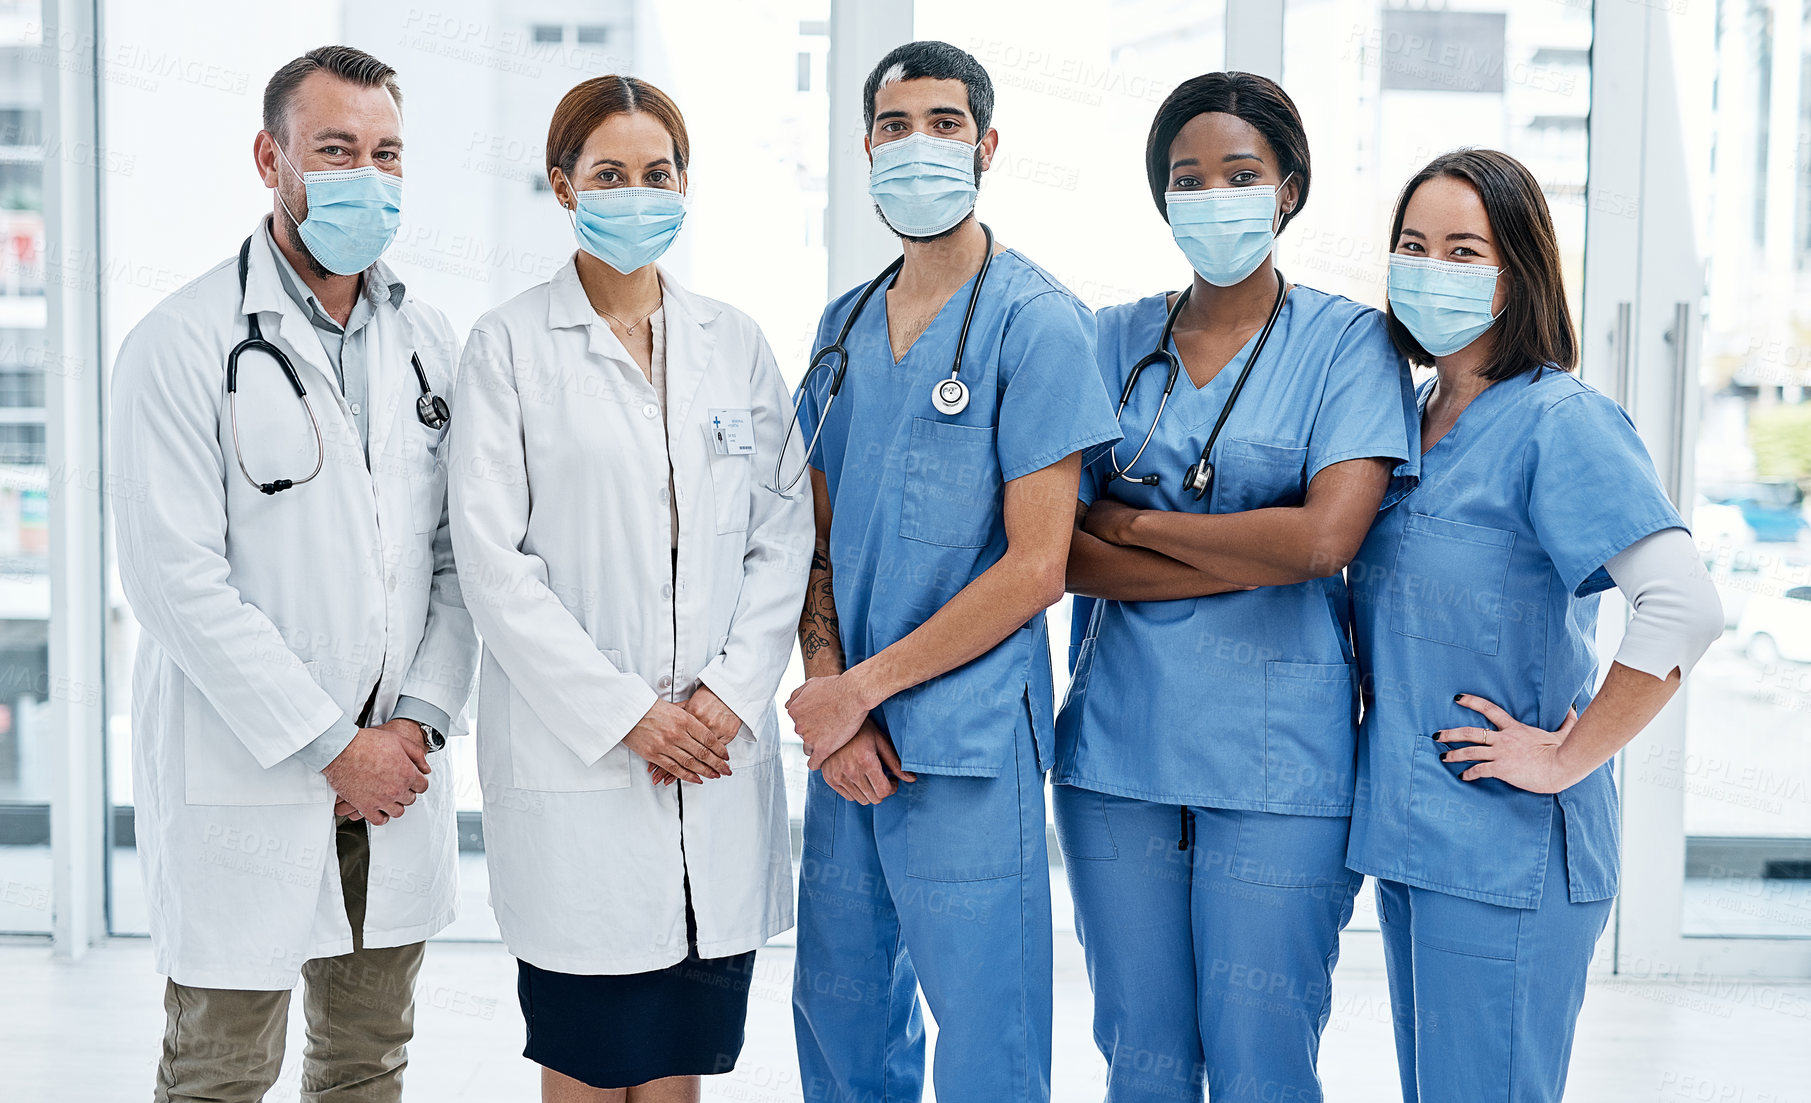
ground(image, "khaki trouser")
xmin=154 ymin=817 xmax=426 ymax=1103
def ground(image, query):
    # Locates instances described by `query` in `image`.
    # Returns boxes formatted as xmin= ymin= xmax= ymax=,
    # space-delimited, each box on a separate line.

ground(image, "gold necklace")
xmin=596 ymin=299 xmax=661 ymax=335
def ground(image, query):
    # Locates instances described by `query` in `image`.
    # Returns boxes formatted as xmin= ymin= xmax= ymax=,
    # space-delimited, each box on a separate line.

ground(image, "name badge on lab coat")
xmin=709 ymin=408 xmax=756 ymax=455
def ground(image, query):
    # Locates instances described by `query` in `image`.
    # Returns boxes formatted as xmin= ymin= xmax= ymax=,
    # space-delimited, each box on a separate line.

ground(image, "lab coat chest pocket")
xmin=704 ymin=440 xmax=752 ymax=535
xmin=1211 ymin=438 xmax=1307 ymax=514
xmin=405 ymin=421 xmax=448 ymax=535
xmin=1388 ymin=514 xmax=1516 ymax=655
xmin=182 ymin=662 xmax=335 ymax=806
xmin=899 ymin=418 xmax=1000 ymax=548
xmin=507 ymin=651 xmax=634 ymax=792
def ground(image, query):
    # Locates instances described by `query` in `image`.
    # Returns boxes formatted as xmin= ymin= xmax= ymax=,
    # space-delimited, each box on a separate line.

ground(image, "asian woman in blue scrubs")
xmin=1054 ymin=73 xmax=1419 ymax=1103
xmin=1348 ymin=149 xmax=1723 ymax=1103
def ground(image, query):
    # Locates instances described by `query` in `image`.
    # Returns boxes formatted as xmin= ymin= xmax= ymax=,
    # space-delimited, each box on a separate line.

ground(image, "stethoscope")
xmin=1107 ymin=268 xmax=1288 ymax=501
xmin=772 ymin=222 xmax=997 ymax=495
xmin=227 ymin=234 xmax=450 ymax=495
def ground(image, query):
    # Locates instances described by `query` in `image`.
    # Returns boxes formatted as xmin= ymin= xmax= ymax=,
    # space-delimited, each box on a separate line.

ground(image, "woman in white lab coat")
xmin=446 ymin=75 xmax=813 ymax=1100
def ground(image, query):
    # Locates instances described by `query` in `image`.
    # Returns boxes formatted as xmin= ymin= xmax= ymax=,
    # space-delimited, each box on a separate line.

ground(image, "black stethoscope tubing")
xmin=772 ymin=222 xmax=997 ymax=495
xmin=1108 ymin=268 xmax=1288 ymax=501
xmin=226 ymin=234 xmax=449 ymax=495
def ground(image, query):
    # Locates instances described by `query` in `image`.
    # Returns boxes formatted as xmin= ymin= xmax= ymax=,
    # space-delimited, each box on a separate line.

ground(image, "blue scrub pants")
xmin=793 ymin=714 xmax=1053 ymax=1103
xmin=1053 ymin=786 xmax=1363 ymax=1103
xmin=1375 ymin=814 xmax=1611 ymax=1103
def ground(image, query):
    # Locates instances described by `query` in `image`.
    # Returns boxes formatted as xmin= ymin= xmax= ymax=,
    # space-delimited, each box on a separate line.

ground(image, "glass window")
xmin=914 ymin=0 xmax=1228 ymax=319
xmin=0 ymin=5 xmax=48 ymax=935
xmin=1681 ymin=0 xmax=1811 ymax=939
xmin=575 ymin=25 xmax=609 ymax=46
xmin=1280 ymin=0 xmax=1590 ymax=332
xmin=531 ymin=24 xmax=563 ymax=44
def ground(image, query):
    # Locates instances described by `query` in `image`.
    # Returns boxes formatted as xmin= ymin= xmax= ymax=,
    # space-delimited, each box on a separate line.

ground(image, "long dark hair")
xmin=1144 ymin=72 xmax=1310 ymax=232
xmin=1386 ymin=149 xmax=1577 ymax=380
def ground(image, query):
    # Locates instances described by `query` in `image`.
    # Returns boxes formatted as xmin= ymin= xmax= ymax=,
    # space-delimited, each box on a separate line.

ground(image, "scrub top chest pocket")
xmin=1389 ymin=513 xmax=1517 ymax=655
xmin=1209 ymin=437 xmax=1307 ymax=515
xmin=899 ymin=417 xmax=1001 ymax=548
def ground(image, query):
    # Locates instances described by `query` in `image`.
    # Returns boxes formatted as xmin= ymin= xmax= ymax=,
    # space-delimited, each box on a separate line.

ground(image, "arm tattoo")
xmin=799 ymin=551 xmax=843 ymax=669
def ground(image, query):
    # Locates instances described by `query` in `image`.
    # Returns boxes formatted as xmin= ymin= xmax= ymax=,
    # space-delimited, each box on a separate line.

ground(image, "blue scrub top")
xmin=796 ymin=249 xmax=1122 ymax=778
xmin=1055 ymin=287 xmax=1419 ymax=815
xmin=1347 ymin=370 xmax=1686 ymax=908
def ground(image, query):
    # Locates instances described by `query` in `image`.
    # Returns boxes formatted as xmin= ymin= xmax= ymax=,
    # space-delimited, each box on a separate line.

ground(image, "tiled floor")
xmin=4 ymin=930 xmax=1809 ymax=1102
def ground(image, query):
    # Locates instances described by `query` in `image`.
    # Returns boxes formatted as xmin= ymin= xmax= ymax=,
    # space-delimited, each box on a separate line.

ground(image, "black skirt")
xmin=517 ymin=940 xmax=756 ymax=1089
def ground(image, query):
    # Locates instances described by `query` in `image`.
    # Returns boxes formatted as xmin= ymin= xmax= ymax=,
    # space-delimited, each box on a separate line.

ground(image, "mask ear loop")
xmin=1271 ymin=171 xmax=1296 ymax=235
xmin=270 ymin=141 xmax=309 ymax=229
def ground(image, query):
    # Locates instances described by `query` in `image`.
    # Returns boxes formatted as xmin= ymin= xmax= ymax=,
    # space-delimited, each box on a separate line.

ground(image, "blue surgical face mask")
xmin=274 ymin=144 xmax=403 ymax=277
xmin=868 ymin=132 xmax=979 ymax=238
xmin=1387 ymin=255 xmax=1504 ymax=356
xmin=1166 ymin=176 xmax=1291 ymax=287
xmin=568 ymin=186 xmax=687 ymax=274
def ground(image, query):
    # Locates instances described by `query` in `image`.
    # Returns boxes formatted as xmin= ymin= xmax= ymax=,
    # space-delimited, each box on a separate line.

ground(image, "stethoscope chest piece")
xmin=417 ymin=392 xmax=451 ymax=431
xmin=1183 ymin=460 xmax=1215 ymax=501
xmin=931 ymin=376 xmax=970 ymax=416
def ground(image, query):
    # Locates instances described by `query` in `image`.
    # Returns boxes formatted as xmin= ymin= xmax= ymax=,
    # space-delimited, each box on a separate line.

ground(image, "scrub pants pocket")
xmin=904 ymin=768 xmax=1020 ymax=881
xmin=1051 ymin=784 xmax=1118 ymax=862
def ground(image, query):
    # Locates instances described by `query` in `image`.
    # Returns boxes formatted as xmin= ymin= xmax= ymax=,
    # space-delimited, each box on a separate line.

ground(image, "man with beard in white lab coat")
xmin=110 ymin=45 xmax=476 ymax=1103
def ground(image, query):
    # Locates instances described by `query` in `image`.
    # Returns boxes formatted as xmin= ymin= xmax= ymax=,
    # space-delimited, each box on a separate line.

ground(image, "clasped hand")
xmin=327 ymin=719 xmax=431 ymax=825
xmin=637 ymin=685 xmax=741 ymax=786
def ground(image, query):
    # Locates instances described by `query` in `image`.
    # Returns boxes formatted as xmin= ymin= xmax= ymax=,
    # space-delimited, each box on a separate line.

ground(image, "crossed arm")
xmin=1072 ymin=457 xmax=1395 ymax=592
xmin=789 ymin=454 xmax=1083 ymax=803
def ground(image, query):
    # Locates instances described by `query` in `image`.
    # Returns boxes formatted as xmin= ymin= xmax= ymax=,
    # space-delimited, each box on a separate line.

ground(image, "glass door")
xmin=1675 ymin=0 xmax=1811 ymax=944
xmin=1610 ymin=0 xmax=1811 ymax=978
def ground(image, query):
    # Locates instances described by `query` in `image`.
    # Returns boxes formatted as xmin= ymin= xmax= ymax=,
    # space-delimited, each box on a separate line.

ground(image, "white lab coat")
xmin=448 ymin=257 xmax=812 ymax=974
xmin=110 ymin=219 xmax=479 ymax=990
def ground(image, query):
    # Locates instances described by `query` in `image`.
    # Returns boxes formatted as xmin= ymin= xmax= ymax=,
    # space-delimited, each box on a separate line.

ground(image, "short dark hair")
xmin=1385 ymin=149 xmax=1578 ymax=381
xmin=263 ymin=46 xmax=403 ymax=144
xmin=1145 ymin=72 xmax=1310 ymax=232
xmin=863 ymin=40 xmax=994 ymax=135
xmin=546 ymin=75 xmax=690 ymax=180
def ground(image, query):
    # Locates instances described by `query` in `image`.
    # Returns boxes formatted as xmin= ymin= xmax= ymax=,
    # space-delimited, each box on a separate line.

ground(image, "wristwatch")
xmin=418 ymin=721 xmax=446 ymax=752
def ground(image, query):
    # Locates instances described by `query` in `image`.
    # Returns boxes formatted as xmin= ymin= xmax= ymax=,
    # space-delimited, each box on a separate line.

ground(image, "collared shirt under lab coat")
xmin=263 ymin=232 xmax=454 ymax=769
xmin=447 ymin=257 xmax=813 ymax=975
xmin=110 ymin=218 xmax=478 ymax=990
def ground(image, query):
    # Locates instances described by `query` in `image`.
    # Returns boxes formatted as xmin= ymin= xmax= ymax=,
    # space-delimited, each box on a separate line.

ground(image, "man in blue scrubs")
xmin=784 ymin=41 xmax=1121 ymax=1103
